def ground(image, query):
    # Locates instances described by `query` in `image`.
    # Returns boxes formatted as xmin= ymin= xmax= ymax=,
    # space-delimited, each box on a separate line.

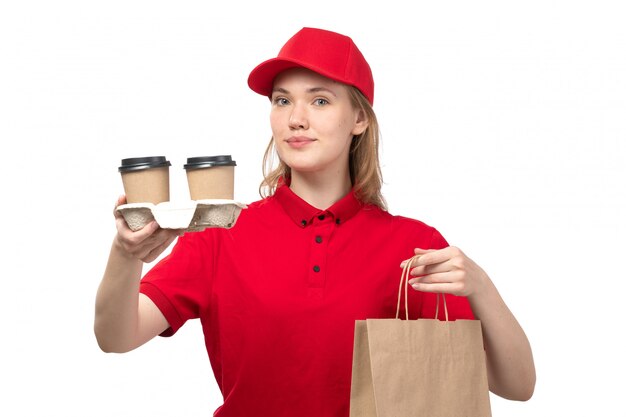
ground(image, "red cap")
xmin=248 ymin=27 xmax=374 ymax=105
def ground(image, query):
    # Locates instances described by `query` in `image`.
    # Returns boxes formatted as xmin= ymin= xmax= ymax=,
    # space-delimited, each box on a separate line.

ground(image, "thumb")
xmin=116 ymin=194 xmax=127 ymax=207
xmin=113 ymin=195 xmax=128 ymax=218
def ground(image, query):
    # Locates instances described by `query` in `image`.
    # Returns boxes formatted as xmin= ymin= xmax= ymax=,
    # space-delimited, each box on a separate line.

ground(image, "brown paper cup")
xmin=119 ymin=156 xmax=171 ymax=204
xmin=184 ymin=155 xmax=236 ymax=200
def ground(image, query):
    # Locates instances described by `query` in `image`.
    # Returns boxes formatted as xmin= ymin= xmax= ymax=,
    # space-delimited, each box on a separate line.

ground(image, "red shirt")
xmin=140 ymin=184 xmax=474 ymax=417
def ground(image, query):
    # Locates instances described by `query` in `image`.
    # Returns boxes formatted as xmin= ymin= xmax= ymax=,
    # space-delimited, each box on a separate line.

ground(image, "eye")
xmin=272 ymin=97 xmax=290 ymax=106
xmin=314 ymin=98 xmax=329 ymax=106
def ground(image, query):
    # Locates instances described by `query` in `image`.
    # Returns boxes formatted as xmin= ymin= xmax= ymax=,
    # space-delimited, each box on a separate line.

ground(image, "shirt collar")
xmin=273 ymin=183 xmax=363 ymax=228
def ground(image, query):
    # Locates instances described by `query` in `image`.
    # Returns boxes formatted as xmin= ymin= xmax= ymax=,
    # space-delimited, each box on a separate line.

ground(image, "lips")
xmin=286 ymin=136 xmax=315 ymax=143
xmin=285 ymin=136 xmax=316 ymax=148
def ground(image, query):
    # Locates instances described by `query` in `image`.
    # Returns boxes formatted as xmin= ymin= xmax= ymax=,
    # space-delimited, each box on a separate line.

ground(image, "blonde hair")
xmin=259 ymin=86 xmax=387 ymax=210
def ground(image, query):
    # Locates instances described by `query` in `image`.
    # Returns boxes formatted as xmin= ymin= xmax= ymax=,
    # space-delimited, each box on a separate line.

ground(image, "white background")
xmin=1 ymin=1 xmax=624 ymax=416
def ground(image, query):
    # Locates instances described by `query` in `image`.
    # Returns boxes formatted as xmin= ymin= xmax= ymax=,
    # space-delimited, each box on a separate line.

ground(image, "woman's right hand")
xmin=113 ymin=195 xmax=181 ymax=263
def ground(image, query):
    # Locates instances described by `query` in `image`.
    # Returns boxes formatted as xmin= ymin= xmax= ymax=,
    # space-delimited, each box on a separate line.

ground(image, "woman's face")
xmin=270 ymin=68 xmax=368 ymax=177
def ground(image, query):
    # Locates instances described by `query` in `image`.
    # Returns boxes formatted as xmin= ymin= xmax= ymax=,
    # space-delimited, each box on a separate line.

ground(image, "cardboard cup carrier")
xmin=117 ymin=155 xmax=244 ymax=232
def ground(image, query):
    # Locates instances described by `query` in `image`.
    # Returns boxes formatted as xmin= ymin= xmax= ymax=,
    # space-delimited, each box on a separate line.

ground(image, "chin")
xmin=286 ymin=163 xmax=320 ymax=174
xmin=279 ymin=155 xmax=320 ymax=173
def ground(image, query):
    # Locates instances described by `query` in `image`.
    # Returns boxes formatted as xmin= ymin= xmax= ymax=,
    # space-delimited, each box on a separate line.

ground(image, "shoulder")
xmin=358 ymin=205 xmax=448 ymax=249
xmin=392 ymin=214 xmax=448 ymax=249
xmin=234 ymin=195 xmax=283 ymax=225
xmin=239 ymin=194 xmax=280 ymax=214
xmin=391 ymin=214 xmax=436 ymax=231
xmin=360 ymin=205 xmax=437 ymax=233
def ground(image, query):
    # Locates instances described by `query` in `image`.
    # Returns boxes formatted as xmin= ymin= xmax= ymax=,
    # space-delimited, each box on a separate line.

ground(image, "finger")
xmin=132 ymin=228 xmax=173 ymax=259
xmin=400 ymin=252 xmax=444 ymax=269
xmin=408 ymin=260 xmax=454 ymax=277
xmin=413 ymin=247 xmax=436 ymax=255
xmin=410 ymin=281 xmax=464 ymax=295
xmin=139 ymin=225 xmax=177 ymax=248
xmin=415 ymin=246 xmax=463 ymax=267
xmin=399 ymin=248 xmax=436 ymax=268
xmin=116 ymin=194 xmax=127 ymax=207
xmin=142 ymin=231 xmax=178 ymax=263
xmin=115 ymin=214 xmax=132 ymax=233
xmin=117 ymin=220 xmax=160 ymax=245
xmin=113 ymin=195 xmax=127 ymax=218
xmin=409 ymin=270 xmax=461 ymax=285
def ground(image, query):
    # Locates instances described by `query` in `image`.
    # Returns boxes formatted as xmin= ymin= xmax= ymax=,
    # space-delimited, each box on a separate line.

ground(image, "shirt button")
xmin=318 ymin=215 xmax=325 ymax=220
xmin=313 ymin=265 xmax=320 ymax=272
xmin=335 ymin=218 xmax=341 ymax=225
xmin=301 ymin=220 xmax=307 ymax=227
xmin=315 ymin=236 xmax=322 ymax=243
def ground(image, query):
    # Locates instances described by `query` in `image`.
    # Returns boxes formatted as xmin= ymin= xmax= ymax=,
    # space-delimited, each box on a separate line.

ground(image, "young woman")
xmin=95 ymin=27 xmax=535 ymax=416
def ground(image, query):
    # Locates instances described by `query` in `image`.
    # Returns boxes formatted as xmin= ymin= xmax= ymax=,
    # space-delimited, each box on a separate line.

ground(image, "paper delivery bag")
xmin=349 ymin=255 xmax=492 ymax=417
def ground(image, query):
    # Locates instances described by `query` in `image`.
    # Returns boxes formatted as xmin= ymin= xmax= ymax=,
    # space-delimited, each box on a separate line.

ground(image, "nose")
xmin=288 ymin=102 xmax=309 ymax=130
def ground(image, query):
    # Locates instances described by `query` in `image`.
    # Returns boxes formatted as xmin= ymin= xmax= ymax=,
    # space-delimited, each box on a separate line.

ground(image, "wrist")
xmin=467 ymin=270 xmax=495 ymax=305
xmin=111 ymin=235 xmax=141 ymax=263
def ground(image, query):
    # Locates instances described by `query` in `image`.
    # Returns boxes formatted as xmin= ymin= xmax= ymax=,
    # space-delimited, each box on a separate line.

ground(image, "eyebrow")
xmin=272 ymin=86 xmax=338 ymax=97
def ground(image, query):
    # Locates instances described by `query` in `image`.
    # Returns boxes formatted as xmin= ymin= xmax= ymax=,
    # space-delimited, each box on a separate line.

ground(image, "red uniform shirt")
xmin=140 ymin=184 xmax=474 ymax=417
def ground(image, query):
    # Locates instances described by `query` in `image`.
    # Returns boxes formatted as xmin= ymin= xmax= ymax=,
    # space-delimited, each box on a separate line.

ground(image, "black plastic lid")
xmin=118 ymin=156 xmax=171 ymax=172
xmin=184 ymin=155 xmax=237 ymax=170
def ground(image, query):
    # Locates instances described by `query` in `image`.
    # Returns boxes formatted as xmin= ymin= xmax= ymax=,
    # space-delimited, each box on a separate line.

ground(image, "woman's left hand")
xmin=401 ymin=247 xmax=536 ymax=400
xmin=401 ymin=247 xmax=489 ymax=297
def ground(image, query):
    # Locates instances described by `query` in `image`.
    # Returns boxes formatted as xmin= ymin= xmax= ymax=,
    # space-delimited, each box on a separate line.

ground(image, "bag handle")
xmin=396 ymin=254 xmax=448 ymax=321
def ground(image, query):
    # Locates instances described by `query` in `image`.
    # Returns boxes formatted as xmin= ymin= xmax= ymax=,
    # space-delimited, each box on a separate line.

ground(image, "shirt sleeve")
xmin=417 ymin=227 xmax=475 ymax=321
xmin=140 ymin=231 xmax=215 ymax=336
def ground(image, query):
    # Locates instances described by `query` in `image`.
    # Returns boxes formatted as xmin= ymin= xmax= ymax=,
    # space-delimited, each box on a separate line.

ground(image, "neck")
xmin=289 ymin=170 xmax=352 ymax=210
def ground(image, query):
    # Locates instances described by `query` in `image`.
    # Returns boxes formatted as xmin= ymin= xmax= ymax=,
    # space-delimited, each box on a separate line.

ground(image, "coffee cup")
xmin=118 ymin=156 xmax=171 ymax=204
xmin=184 ymin=155 xmax=236 ymax=200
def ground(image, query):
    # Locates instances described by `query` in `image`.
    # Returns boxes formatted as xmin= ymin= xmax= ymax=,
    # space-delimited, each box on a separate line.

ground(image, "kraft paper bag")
xmin=349 ymin=255 xmax=492 ymax=417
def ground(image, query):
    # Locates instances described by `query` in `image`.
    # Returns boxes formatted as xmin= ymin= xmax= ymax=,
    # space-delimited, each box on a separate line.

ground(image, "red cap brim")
xmin=248 ymin=57 xmax=359 ymax=99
